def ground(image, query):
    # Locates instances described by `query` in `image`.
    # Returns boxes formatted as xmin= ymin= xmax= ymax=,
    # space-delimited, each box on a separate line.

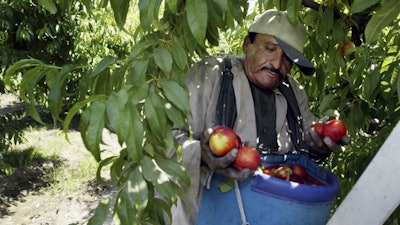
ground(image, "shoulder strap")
xmin=215 ymin=58 xmax=237 ymax=129
xmin=278 ymin=80 xmax=307 ymax=150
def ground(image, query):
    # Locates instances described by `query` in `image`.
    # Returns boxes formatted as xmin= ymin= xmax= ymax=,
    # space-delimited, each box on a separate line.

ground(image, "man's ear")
xmin=242 ymin=36 xmax=251 ymax=54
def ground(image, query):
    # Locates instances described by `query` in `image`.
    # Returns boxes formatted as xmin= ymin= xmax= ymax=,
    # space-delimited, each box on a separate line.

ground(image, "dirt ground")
xmin=0 ymin=94 xmax=119 ymax=225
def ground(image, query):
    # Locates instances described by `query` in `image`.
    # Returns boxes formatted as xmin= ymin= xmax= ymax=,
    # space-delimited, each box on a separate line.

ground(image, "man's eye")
xmin=265 ymin=46 xmax=275 ymax=52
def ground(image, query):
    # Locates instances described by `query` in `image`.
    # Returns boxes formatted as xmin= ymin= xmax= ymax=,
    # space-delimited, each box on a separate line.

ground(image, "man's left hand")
xmin=305 ymin=126 xmax=350 ymax=159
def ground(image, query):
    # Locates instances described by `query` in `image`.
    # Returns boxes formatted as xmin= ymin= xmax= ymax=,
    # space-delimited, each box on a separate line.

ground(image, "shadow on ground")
xmin=0 ymin=147 xmax=63 ymax=217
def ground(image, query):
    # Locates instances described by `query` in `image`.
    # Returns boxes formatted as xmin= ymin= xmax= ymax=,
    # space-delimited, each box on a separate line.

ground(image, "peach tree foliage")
xmin=0 ymin=0 xmax=134 ymax=112
xmin=4 ymin=0 xmax=400 ymax=224
xmin=7 ymin=0 xmax=249 ymax=224
xmin=0 ymin=0 xmax=131 ymax=172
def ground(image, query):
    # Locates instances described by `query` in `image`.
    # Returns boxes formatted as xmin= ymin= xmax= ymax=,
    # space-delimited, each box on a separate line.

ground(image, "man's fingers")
xmin=215 ymin=167 xmax=252 ymax=180
xmin=215 ymin=148 xmax=238 ymax=168
xmin=341 ymin=134 xmax=350 ymax=145
xmin=238 ymin=168 xmax=252 ymax=180
xmin=306 ymin=127 xmax=323 ymax=150
xmin=323 ymin=136 xmax=339 ymax=152
xmin=309 ymin=127 xmax=324 ymax=147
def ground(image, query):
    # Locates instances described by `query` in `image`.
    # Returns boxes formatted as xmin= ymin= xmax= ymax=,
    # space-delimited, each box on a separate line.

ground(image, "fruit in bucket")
xmin=233 ymin=146 xmax=261 ymax=172
xmin=275 ymin=166 xmax=292 ymax=181
xmin=209 ymin=126 xmax=241 ymax=156
xmin=289 ymin=174 xmax=304 ymax=184
xmin=261 ymin=164 xmax=326 ymax=186
xmin=262 ymin=168 xmax=276 ymax=177
xmin=291 ymin=164 xmax=307 ymax=179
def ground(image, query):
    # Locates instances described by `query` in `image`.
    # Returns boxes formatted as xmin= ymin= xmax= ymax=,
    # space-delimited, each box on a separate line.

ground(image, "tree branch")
xmin=301 ymin=0 xmax=319 ymax=11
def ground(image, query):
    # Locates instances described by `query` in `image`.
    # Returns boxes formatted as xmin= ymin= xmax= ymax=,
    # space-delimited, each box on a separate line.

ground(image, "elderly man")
xmin=170 ymin=9 xmax=348 ymax=225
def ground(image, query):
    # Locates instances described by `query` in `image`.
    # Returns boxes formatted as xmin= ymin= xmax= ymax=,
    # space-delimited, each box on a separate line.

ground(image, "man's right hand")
xmin=200 ymin=128 xmax=251 ymax=180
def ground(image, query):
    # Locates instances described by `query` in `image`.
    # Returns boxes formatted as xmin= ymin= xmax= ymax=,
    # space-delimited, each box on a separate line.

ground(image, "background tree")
xmin=2 ymin=0 xmax=400 ymax=224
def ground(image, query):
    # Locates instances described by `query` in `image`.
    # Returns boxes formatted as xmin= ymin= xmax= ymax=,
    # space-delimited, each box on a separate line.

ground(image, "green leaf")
xmin=186 ymin=0 xmax=208 ymax=45
xmin=145 ymin=86 xmax=167 ymax=139
xmin=205 ymin=21 xmax=220 ymax=47
xmin=214 ymin=0 xmax=228 ymax=12
xmin=171 ymin=38 xmax=188 ymax=70
xmin=166 ymin=0 xmax=179 ymax=14
xmin=349 ymin=60 xmax=367 ymax=89
xmin=208 ymin=1 xmax=224 ymax=28
xmin=110 ymin=0 xmax=130 ymax=28
xmin=125 ymin=100 xmax=144 ymax=163
xmin=286 ymin=0 xmax=302 ymax=23
xmin=130 ymin=39 xmax=156 ymax=58
xmin=365 ymin=0 xmax=400 ymax=43
xmin=48 ymin=65 xmax=75 ymax=123
xmin=156 ymin=178 xmax=180 ymax=201
xmin=24 ymin=67 xmax=53 ymax=124
xmin=126 ymin=59 xmax=149 ymax=84
xmin=321 ymin=7 xmax=334 ymax=35
xmin=87 ymin=198 xmax=112 ymax=225
xmin=106 ymin=89 xmax=130 ymax=144
xmin=111 ymin=66 xmax=128 ymax=90
xmin=63 ymin=95 xmax=108 ymax=134
xmin=96 ymin=156 xmax=118 ymax=184
xmin=93 ymin=69 xmax=113 ymax=95
xmin=218 ymin=178 xmax=234 ymax=193
xmin=37 ymin=0 xmax=58 ymax=14
xmin=141 ymin=156 xmax=161 ymax=184
xmin=152 ymin=198 xmax=172 ymax=224
xmin=145 ymin=99 xmax=166 ymax=139
xmin=318 ymin=94 xmax=335 ymax=115
xmin=164 ymin=100 xmax=187 ymax=129
xmin=80 ymin=100 xmax=107 ymax=161
xmin=116 ymin=190 xmax=137 ymax=224
xmin=138 ymin=0 xmax=162 ymax=30
xmin=303 ymin=10 xmax=319 ymax=26
xmin=159 ymin=79 xmax=190 ymax=113
xmin=81 ymin=0 xmax=92 ymax=12
xmin=350 ymin=0 xmax=380 ymax=14
xmin=109 ymin=150 xmax=128 ymax=184
xmin=18 ymin=67 xmax=42 ymax=103
xmin=155 ymin=157 xmax=190 ymax=185
xmin=127 ymin=168 xmax=148 ymax=218
xmin=4 ymin=58 xmax=43 ymax=88
xmin=397 ymin=71 xmax=400 ymax=102
xmin=363 ymin=66 xmax=380 ymax=103
xmin=128 ymin=82 xmax=149 ymax=104
xmin=348 ymin=101 xmax=366 ymax=135
xmin=227 ymin=0 xmax=247 ymax=25
xmin=92 ymin=56 xmax=116 ymax=78
xmin=154 ymin=46 xmax=173 ymax=74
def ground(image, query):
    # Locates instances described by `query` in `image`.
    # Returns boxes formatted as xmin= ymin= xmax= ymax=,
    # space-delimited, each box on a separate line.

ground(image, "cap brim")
xmin=275 ymin=37 xmax=315 ymax=75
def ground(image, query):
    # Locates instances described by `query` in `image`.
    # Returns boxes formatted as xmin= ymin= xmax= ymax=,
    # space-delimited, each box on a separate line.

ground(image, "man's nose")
xmin=270 ymin=51 xmax=284 ymax=70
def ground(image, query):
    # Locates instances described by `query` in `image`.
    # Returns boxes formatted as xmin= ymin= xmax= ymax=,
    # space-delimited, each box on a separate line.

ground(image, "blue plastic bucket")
xmin=196 ymin=154 xmax=340 ymax=225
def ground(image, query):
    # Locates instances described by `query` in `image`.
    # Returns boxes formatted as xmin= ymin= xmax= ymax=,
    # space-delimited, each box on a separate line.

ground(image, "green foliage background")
xmin=1 ymin=0 xmax=400 ymax=224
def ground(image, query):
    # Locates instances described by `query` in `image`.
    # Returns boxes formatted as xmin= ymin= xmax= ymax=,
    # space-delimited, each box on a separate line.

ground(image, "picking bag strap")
xmin=215 ymin=58 xmax=237 ymax=129
xmin=278 ymin=80 xmax=307 ymax=150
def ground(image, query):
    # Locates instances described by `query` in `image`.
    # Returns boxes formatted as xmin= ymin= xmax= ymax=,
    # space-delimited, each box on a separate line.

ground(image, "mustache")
xmin=260 ymin=65 xmax=283 ymax=81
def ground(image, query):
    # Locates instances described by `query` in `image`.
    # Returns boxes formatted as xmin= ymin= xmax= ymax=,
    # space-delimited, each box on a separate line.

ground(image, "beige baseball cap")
xmin=249 ymin=9 xmax=315 ymax=75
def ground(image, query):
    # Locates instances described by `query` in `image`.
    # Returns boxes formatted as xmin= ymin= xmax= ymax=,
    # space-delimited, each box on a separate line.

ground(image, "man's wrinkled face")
xmin=243 ymin=34 xmax=293 ymax=90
